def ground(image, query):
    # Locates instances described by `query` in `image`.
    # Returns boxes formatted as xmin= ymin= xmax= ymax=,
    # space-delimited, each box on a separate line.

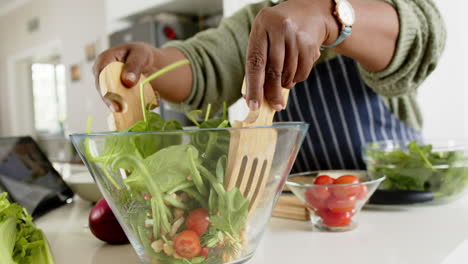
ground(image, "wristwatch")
xmin=321 ymin=0 xmax=355 ymax=48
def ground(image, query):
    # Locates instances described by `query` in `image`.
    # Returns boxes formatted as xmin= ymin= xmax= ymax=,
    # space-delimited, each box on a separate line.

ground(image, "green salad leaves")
xmin=0 ymin=193 xmax=55 ymax=264
xmin=365 ymin=141 xmax=468 ymax=198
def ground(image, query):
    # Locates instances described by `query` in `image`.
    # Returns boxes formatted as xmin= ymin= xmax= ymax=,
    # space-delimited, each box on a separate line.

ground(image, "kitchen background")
xmin=0 ymin=0 xmax=466 ymax=162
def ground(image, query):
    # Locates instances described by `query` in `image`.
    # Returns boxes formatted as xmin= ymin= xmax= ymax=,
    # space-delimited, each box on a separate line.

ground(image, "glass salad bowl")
xmin=71 ymin=122 xmax=308 ymax=264
xmin=363 ymin=140 xmax=468 ymax=205
xmin=286 ymin=170 xmax=385 ymax=232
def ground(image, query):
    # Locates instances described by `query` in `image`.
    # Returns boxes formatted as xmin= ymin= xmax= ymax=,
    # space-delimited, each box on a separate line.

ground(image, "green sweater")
xmin=165 ymin=0 xmax=446 ymax=130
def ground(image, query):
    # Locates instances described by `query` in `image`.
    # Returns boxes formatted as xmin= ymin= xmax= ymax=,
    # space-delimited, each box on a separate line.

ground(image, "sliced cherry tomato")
xmin=186 ymin=208 xmax=209 ymax=235
xmin=173 ymin=230 xmax=201 ymax=258
xmin=200 ymin=247 xmax=209 ymax=259
xmin=313 ymin=175 xmax=335 ymax=185
xmin=305 ymin=187 xmax=327 ymax=209
xmin=332 ymin=175 xmax=363 ymax=199
xmin=316 ymin=209 xmax=353 ymax=227
xmin=327 ymin=196 xmax=357 ymax=213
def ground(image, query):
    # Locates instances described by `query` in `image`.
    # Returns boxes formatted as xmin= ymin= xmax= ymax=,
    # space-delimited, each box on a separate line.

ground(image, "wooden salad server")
xmin=99 ymin=61 xmax=158 ymax=131
xmin=225 ymin=81 xmax=290 ymax=212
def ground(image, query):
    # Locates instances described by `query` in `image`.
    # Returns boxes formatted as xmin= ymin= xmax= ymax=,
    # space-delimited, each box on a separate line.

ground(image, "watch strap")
xmin=321 ymin=26 xmax=352 ymax=49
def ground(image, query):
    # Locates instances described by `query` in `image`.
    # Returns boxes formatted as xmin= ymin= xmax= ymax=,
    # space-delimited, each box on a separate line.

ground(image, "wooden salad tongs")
xmin=99 ymin=62 xmax=158 ymax=130
xmin=225 ymin=81 xmax=290 ymax=212
xmin=100 ymin=62 xmax=290 ymax=213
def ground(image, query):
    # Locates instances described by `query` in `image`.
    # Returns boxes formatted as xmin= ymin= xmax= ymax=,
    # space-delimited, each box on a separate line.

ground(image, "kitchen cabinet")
xmin=36 ymin=194 xmax=468 ymax=264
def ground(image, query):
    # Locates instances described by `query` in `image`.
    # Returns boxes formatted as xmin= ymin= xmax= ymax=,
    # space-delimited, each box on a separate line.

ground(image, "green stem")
xmin=163 ymin=195 xmax=188 ymax=209
xmin=140 ymin=59 xmax=190 ymax=123
xmin=183 ymin=188 xmax=209 ymax=209
xmin=187 ymin=148 xmax=208 ymax=196
xmin=205 ymin=104 xmax=212 ymax=122
xmin=223 ymin=102 xmax=228 ymax=120
xmin=417 ymin=147 xmax=434 ymax=169
xmin=217 ymin=120 xmax=229 ymax=128
xmin=151 ymin=198 xmax=160 ymax=239
xmin=167 ymin=182 xmax=195 ymax=194
xmin=188 ymin=110 xmax=203 ymax=127
xmin=197 ymin=165 xmax=225 ymax=196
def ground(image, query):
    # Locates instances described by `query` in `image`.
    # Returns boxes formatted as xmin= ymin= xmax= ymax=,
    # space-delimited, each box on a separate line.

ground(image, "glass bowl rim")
xmin=362 ymin=139 xmax=468 ymax=151
xmin=69 ymin=121 xmax=309 ymax=138
xmin=285 ymin=170 xmax=386 ymax=188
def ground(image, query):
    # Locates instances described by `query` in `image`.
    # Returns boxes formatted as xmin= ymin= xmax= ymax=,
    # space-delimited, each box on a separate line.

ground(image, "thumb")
xmin=121 ymin=50 xmax=147 ymax=88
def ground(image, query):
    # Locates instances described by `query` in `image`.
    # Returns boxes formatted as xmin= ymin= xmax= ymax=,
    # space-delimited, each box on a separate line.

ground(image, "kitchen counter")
xmin=36 ymin=195 xmax=468 ymax=264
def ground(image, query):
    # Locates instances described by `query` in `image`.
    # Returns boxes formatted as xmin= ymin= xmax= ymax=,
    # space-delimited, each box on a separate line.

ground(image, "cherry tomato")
xmin=313 ymin=175 xmax=335 ymax=185
xmin=327 ymin=196 xmax=357 ymax=213
xmin=305 ymin=187 xmax=327 ymax=209
xmin=357 ymin=184 xmax=368 ymax=200
xmin=316 ymin=209 xmax=353 ymax=227
xmin=186 ymin=208 xmax=210 ymax=235
xmin=200 ymin=247 xmax=209 ymax=259
xmin=332 ymin=175 xmax=363 ymax=199
xmin=173 ymin=230 xmax=201 ymax=258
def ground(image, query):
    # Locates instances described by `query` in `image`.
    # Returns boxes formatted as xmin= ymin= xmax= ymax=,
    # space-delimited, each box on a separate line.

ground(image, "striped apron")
xmin=275 ymin=56 xmax=422 ymax=173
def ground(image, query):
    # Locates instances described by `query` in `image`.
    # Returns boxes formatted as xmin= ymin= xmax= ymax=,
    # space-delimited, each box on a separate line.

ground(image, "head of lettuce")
xmin=0 ymin=193 xmax=55 ymax=264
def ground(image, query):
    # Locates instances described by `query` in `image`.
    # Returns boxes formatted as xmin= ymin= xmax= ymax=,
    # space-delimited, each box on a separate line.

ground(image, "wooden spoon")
xmin=225 ymin=81 xmax=290 ymax=212
xmin=99 ymin=62 xmax=158 ymax=130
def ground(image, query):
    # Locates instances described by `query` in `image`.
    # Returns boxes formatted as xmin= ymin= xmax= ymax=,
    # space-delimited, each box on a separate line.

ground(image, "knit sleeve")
xmin=163 ymin=1 xmax=274 ymax=114
xmin=358 ymin=0 xmax=446 ymax=96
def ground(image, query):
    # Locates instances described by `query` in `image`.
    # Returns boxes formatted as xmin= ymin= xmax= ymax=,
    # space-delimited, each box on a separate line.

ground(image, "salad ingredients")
xmin=305 ymin=174 xmax=368 ymax=227
xmin=0 ymin=192 xmax=55 ymax=264
xmin=327 ymin=197 xmax=357 ymax=213
xmin=85 ymin=60 xmax=249 ymax=263
xmin=174 ymin=230 xmax=202 ymax=258
xmin=309 ymin=175 xmax=335 ymax=200
xmin=89 ymin=198 xmax=128 ymax=244
xmin=365 ymin=141 xmax=468 ymax=199
xmin=313 ymin=175 xmax=335 ymax=185
xmin=332 ymin=175 xmax=363 ymax=199
xmin=304 ymin=188 xmax=327 ymax=209
xmin=317 ymin=209 xmax=353 ymax=227
xmin=186 ymin=209 xmax=210 ymax=235
xmin=200 ymin=247 xmax=209 ymax=259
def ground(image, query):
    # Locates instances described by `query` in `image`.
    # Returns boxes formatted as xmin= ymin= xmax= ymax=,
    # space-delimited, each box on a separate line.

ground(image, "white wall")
xmin=418 ymin=0 xmax=468 ymax=140
xmin=0 ymin=0 xmax=110 ymax=136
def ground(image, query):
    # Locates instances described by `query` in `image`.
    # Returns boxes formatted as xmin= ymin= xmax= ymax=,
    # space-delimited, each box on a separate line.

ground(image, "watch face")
xmin=337 ymin=1 xmax=355 ymax=26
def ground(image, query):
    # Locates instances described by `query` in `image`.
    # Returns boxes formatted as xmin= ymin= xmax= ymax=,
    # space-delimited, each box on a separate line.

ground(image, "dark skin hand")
xmin=93 ymin=0 xmax=399 ymax=112
xmin=245 ymin=0 xmax=400 ymax=111
xmin=93 ymin=43 xmax=192 ymax=111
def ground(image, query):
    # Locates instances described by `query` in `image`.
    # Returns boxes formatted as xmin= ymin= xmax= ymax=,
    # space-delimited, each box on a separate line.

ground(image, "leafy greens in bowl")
xmin=71 ymin=120 xmax=308 ymax=264
xmin=363 ymin=140 xmax=468 ymax=203
xmin=71 ymin=60 xmax=308 ymax=263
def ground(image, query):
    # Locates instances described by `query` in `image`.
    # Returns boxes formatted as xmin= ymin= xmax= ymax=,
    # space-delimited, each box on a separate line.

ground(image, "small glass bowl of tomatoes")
xmin=286 ymin=170 xmax=385 ymax=232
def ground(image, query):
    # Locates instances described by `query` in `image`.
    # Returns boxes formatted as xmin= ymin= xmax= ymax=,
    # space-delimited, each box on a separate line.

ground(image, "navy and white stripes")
xmin=275 ymin=56 xmax=422 ymax=173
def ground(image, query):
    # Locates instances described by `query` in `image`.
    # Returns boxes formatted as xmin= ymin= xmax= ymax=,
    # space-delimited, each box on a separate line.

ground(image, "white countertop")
xmin=36 ymin=195 xmax=468 ymax=264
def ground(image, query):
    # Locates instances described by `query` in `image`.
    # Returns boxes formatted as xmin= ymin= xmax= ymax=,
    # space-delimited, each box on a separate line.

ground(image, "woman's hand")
xmin=93 ymin=42 xmax=192 ymax=111
xmin=245 ymin=0 xmax=338 ymax=111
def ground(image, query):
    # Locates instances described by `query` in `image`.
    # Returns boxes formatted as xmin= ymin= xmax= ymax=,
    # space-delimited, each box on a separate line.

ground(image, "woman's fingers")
xmin=245 ymin=22 xmax=268 ymax=111
xmin=281 ymin=19 xmax=298 ymax=89
xmin=294 ymin=33 xmax=318 ymax=83
xmin=93 ymin=47 xmax=128 ymax=111
xmin=263 ymin=29 xmax=286 ymax=111
xmin=121 ymin=44 xmax=151 ymax=88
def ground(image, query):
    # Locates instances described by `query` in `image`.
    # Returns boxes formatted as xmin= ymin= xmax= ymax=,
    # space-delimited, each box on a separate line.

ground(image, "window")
xmin=31 ymin=63 xmax=67 ymax=135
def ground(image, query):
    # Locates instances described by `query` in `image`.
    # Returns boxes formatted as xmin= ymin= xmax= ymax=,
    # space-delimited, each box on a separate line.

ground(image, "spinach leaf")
xmin=138 ymin=145 xmax=200 ymax=193
xmin=210 ymin=188 xmax=249 ymax=234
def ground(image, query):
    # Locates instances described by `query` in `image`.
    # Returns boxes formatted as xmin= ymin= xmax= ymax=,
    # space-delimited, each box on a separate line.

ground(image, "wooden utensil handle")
xmin=99 ymin=62 xmax=158 ymax=130
xmin=240 ymin=80 xmax=290 ymax=127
